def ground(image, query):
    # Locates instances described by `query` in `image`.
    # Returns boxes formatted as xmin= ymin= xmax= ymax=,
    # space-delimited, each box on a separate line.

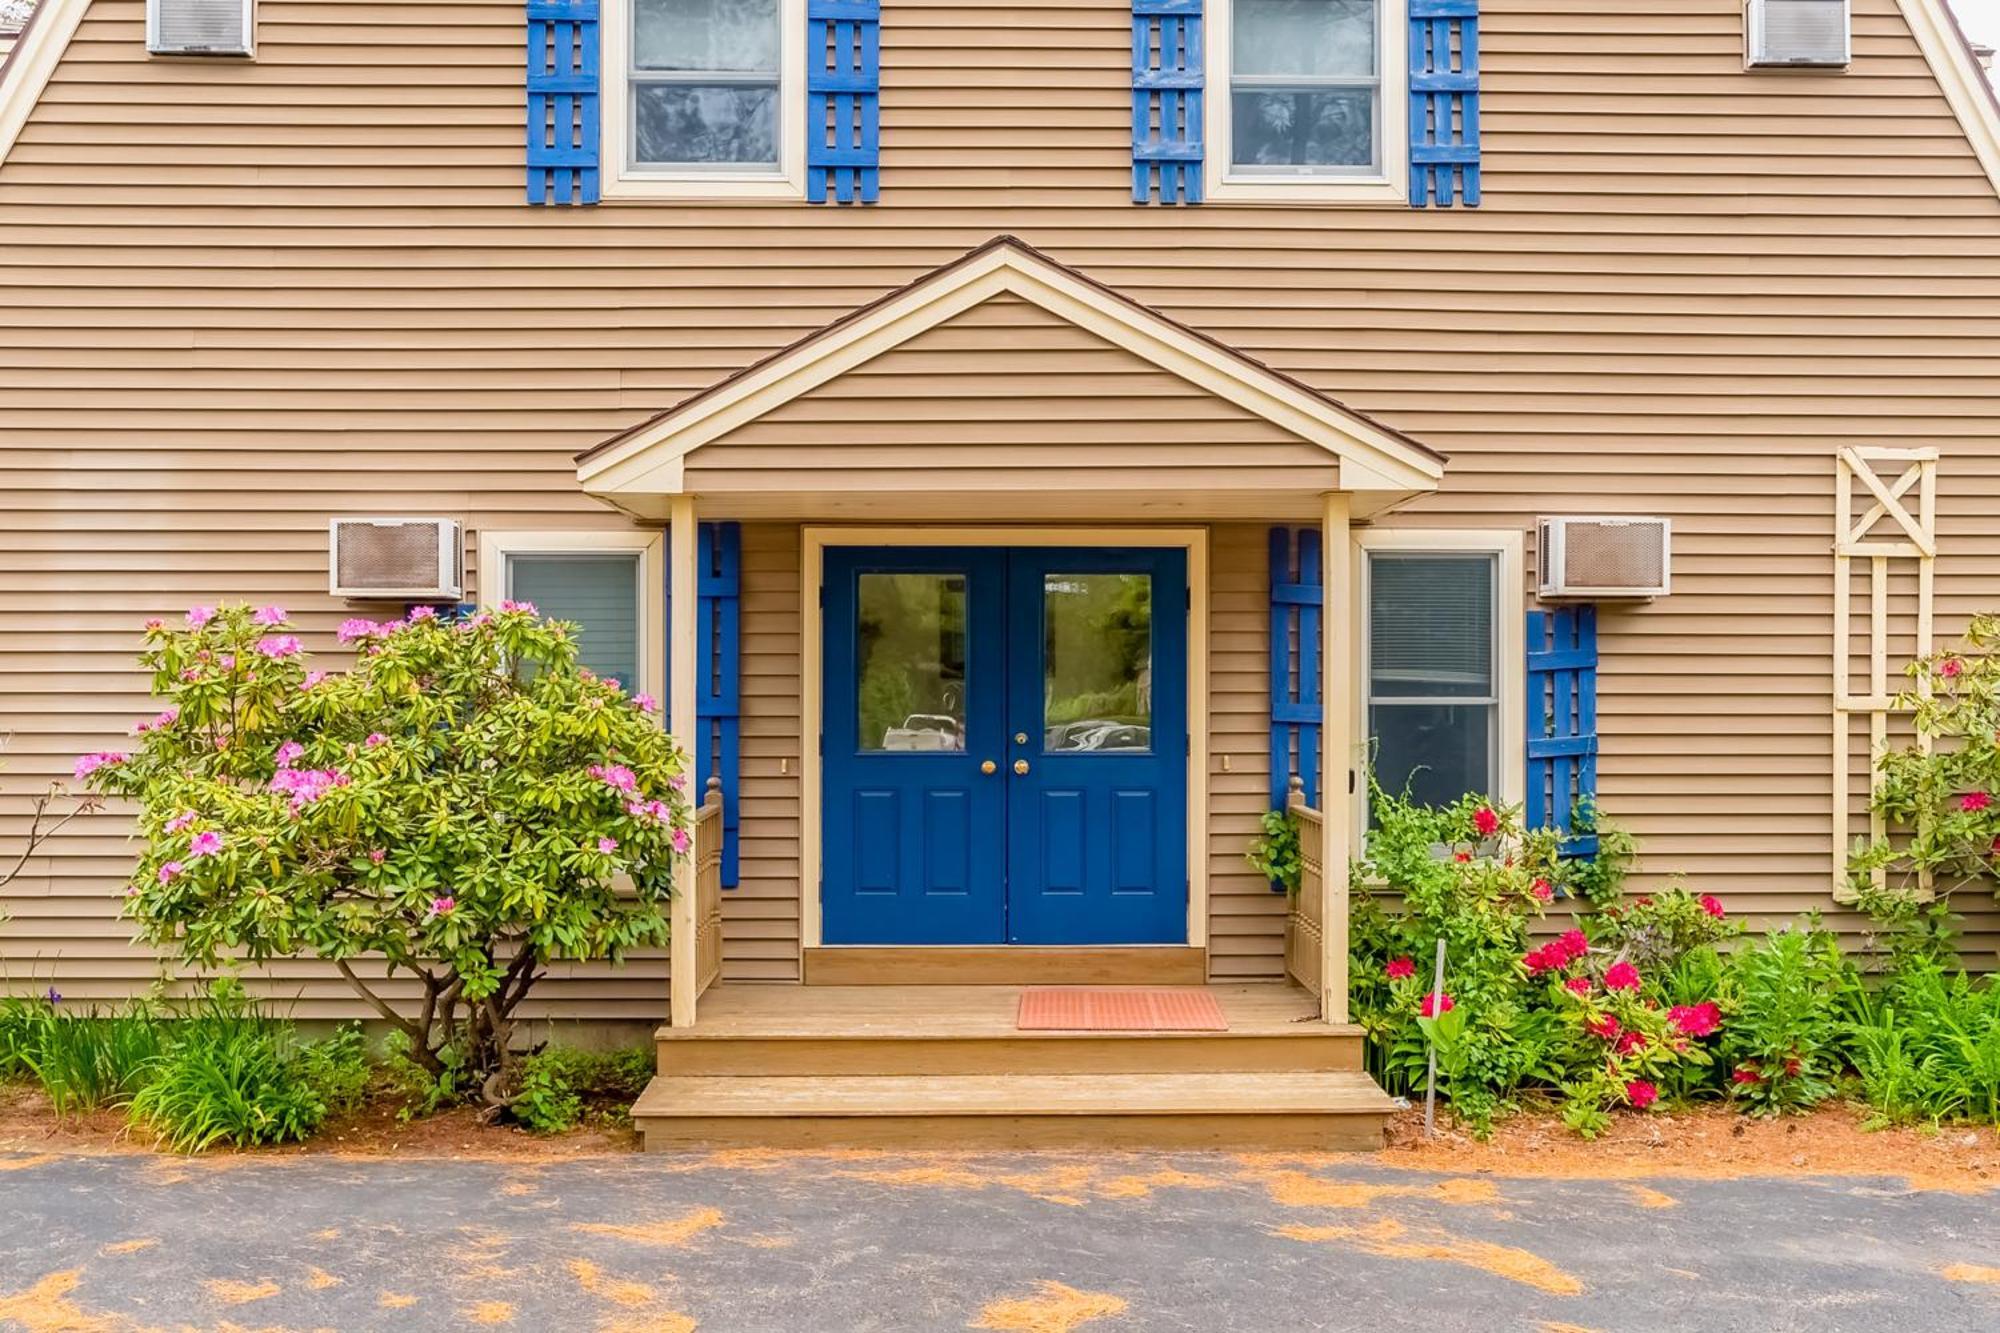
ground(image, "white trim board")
xmin=799 ymin=525 xmax=1211 ymax=958
xmin=0 ymin=0 xmax=88 ymax=167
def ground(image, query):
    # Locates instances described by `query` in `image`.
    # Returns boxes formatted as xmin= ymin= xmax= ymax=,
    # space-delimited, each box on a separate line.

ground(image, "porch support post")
xmin=668 ymin=494 xmax=700 ymax=1029
xmin=1319 ymin=491 xmax=1352 ymax=1025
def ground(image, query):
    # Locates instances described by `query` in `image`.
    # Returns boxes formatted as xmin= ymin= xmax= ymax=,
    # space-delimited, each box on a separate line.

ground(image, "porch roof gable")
xmin=574 ymin=235 xmax=1448 ymax=510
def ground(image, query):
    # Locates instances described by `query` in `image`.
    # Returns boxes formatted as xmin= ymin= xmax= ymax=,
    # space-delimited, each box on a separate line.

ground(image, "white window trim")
xmin=1350 ymin=528 xmax=1525 ymax=844
xmin=1204 ymin=0 xmax=1410 ymax=205
xmin=477 ymin=528 xmax=666 ymax=707
xmin=599 ymin=0 xmax=807 ymax=201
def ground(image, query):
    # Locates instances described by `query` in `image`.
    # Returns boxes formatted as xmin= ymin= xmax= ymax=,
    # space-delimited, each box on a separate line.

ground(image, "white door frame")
xmin=800 ymin=525 xmax=1211 ymax=954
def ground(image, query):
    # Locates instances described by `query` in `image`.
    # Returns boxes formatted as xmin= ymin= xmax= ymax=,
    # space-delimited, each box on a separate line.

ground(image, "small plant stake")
xmin=1425 ymin=938 xmax=1447 ymax=1138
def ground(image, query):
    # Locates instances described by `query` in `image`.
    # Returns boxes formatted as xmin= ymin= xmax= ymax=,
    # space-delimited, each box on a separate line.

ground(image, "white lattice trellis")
xmin=1832 ymin=446 xmax=1938 ymax=899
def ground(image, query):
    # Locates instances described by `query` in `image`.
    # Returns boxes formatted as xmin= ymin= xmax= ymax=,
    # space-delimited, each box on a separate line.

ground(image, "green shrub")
xmin=1720 ymin=922 xmax=1853 ymax=1115
xmin=129 ymin=1021 xmax=366 ymax=1153
xmin=1245 ymin=809 xmax=1303 ymax=892
xmin=509 ymin=1045 xmax=653 ymax=1134
xmin=22 ymin=1004 xmax=167 ymax=1117
xmin=1846 ymin=957 xmax=2000 ymax=1127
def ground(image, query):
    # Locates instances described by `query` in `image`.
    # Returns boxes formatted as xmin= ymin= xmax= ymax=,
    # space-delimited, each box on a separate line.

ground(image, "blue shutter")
xmin=1526 ymin=606 xmax=1597 ymax=856
xmin=696 ymin=523 xmax=742 ymax=887
xmin=808 ymin=0 xmax=881 ymax=203
xmin=526 ymin=0 xmax=601 ymax=206
xmin=1270 ymin=530 xmax=1323 ymax=881
xmin=1132 ymin=0 xmax=1203 ymax=204
xmin=1409 ymin=0 xmax=1479 ymax=208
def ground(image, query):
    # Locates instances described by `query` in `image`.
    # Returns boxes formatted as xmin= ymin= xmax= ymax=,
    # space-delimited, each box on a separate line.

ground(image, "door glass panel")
xmin=1042 ymin=573 xmax=1153 ymax=753
xmin=856 ymin=573 xmax=967 ymax=752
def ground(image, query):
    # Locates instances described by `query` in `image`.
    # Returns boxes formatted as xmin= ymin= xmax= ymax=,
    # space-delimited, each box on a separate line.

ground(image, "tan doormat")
xmin=1015 ymin=988 xmax=1229 ymax=1032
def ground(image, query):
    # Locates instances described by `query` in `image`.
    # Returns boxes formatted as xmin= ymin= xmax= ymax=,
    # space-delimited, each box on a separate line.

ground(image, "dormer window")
xmin=603 ymin=0 xmax=806 ymax=199
xmin=1206 ymin=0 xmax=1410 ymax=204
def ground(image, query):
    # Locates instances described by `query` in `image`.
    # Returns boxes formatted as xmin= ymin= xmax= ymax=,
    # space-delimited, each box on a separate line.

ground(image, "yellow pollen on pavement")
xmin=971 ymin=1282 xmax=1128 ymax=1333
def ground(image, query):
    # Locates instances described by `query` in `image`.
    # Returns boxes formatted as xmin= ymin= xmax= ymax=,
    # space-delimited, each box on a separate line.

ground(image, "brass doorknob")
xmin=980 ymin=760 xmax=997 ymax=775
xmin=1013 ymin=759 xmax=1031 ymax=775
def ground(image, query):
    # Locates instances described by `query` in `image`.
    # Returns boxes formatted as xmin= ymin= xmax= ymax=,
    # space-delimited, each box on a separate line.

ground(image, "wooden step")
xmin=633 ymin=1071 xmax=1398 ymax=1152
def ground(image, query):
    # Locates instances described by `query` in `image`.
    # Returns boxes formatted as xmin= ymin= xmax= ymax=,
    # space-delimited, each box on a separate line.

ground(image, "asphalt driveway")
xmin=2 ymin=1149 xmax=1997 ymax=1331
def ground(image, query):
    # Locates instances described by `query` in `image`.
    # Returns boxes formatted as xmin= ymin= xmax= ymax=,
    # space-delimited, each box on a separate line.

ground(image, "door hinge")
xmin=1349 ymin=768 xmax=1356 ymax=795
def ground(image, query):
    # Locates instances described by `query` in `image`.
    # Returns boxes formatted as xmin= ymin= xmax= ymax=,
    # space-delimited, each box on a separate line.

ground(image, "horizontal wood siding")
xmin=3 ymin=0 xmax=2000 ymax=1013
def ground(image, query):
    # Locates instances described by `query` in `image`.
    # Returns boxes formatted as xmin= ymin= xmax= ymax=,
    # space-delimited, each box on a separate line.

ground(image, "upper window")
xmin=603 ymin=0 xmax=806 ymax=199
xmin=478 ymin=530 xmax=664 ymax=699
xmin=1206 ymin=0 xmax=1408 ymax=203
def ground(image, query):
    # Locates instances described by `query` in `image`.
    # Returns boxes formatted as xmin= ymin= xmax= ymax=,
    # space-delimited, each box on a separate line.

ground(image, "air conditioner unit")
xmin=329 ymin=518 xmax=463 ymax=601
xmin=148 ymin=0 xmax=254 ymax=57
xmin=1537 ymin=517 xmax=1671 ymax=601
xmin=1746 ymin=0 xmax=1849 ymax=69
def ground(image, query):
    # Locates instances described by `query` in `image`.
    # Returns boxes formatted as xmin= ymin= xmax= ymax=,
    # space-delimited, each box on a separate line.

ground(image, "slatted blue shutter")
xmin=696 ymin=523 xmax=742 ymax=886
xmin=808 ymin=0 xmax=881 ymax=203
xmin=1409 ymin=0 xmax=1480 ymax=208
xmin=1270 ymin=529 xmax=1323 ymax=864
xmin=526 ymin=0 xmax=601 ymax=206
xmin=1132 ymin=0 xmax=1203 ymax=204
xmin=1526 ymin=606 xmax=1598 ymax=855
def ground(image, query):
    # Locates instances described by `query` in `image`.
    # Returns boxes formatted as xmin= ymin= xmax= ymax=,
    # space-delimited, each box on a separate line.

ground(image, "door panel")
xmin=1005 ymin=549 xmax=1189 ymax=945
xmin=822 ymin=549 xmax=1007 ymax=944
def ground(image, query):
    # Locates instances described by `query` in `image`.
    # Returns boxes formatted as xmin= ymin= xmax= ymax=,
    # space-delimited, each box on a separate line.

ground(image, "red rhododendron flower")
xmin=1783 ymin=1057 xmax=1803 ymax=1077
xmin=1636 ymin=895 xmax=1653 ymax=907
xmin=1472 ymin=805 xmax=1500 ymax=838
xmin=1699 ymin=894 xmax=1726 ymax=919
xmin=1586 ymin=1013 xmax=1621 ymax=1040
xmin=1558 ymin=928 xmax=1589 ymax=961
xmin=1625 ymin=1080 xmax=1659 ymax=1111
xmin=1615 ymin=1031 xmax=1648 ymax=1056
xmin=1731 ymin=1065 xmax=1764 ymax=1085
xmin=1523 ymin=946 xmax=1555 ymax=975
xmin=1385 ymin=957 xmax=1416 ymax=980
xmin=1564 ymin=976 xmax=1592 ymax=996
xmin=1530 ymin=878 xmax=1555 ymax=902
xmin=1419 ymin=992 xmax=1454 ymax=1018
xmin=1961 ymin=791 xmax=1992 ymax=813
xmin=1667 ymin=1001 xmax=1721 ymax=1038
xmin=1452 ymin=850 xmax=1472 ymax=863
xmin=1604 ymin=961 xmax=1641 ymax=991
xmin=1942 ymin=657 xmax=1964 ymax=678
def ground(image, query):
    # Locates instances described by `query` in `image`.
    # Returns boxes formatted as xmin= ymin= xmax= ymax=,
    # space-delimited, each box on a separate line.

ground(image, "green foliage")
xmin=380 ymin=1028 xmax=470 ymax=1120
xmin=509 ymin=1045 xmax=654 ymax=1134
xmin=1246 ymin=809 xmax=1303 ymax=893
xmin=80 ymin=603 xmax=692 ymax=1104
xmin=1591 ymin=884 xmax=1740 ymax=973
xmin=16 ymin=1003 xmax=165 ymax=1117
xmin=1719 ymin=922 xmax=1853 ymax=1116
xmin=1845 ymin=957 xmax=2000 ymax=1127
xmin=1560 ymin=798 xmax=1637 ymax=909
xmin=129 ymin=1011 xmax=370 ymax=1153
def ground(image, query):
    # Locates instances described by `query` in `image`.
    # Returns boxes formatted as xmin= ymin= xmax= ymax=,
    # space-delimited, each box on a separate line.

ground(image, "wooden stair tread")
xmin=632 ymin=1071 xmax=1398 ymax=1120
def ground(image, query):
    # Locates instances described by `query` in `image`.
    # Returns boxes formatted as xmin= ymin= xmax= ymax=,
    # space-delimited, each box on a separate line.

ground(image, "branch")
xmin=332 ymin=958 xmax=428 ymax=1051
xmin=0 ymin=785 xmax=100 ymax=893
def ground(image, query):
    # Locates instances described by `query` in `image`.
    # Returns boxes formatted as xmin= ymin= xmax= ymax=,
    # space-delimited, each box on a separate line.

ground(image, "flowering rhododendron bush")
xmin=78 ymin=603 xmax=690 ymax=1105
xmin=1351 ymin=784 xmax=1735 ymax=1136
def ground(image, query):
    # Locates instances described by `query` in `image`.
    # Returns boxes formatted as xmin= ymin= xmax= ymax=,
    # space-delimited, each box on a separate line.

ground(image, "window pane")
xmin=857 ymin=574 xmax=967 ymax=753
xmin=1369 ymin=553 xmax=1495 ymax=699
xmin=634 ymin=83 xmax=779 ymax=167
xmin=1234 ymin=0 xmax=1376 ymax=78
xmin=1043 ymin=573 xmax=1152 ymax=753
xmin=1231 ymin=89 xmax=1376 ymax=169
xmin=507 ymin=553 xmax=641 ymax=687
xmin=634 ymin=0 xmax=779 ymax=72
xmin=1371 ymin=703 xmax=1494 ymax=808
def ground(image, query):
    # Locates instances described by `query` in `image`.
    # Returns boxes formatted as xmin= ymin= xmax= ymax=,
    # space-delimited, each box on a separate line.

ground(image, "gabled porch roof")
xmin=575 ymin=235 xmax=1447 ymax=522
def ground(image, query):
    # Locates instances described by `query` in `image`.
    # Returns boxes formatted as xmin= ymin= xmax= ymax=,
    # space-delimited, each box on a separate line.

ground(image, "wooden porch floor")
xmin=634 ymin=982 xmax=1397 ymax=1151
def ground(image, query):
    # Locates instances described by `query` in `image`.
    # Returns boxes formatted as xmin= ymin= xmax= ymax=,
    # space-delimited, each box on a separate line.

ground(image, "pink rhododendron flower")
xmin=1418 ymin=991 xmax=1454 ymax=1018
xmin=73 ymin=751 xmax=125 ymax=782
xmin=275 ymin=741 xmax=305 ymax=767
xmin=336 ymin=618 xmax=380 ymax=644
xmin=603 ymin=678 xmax=622 ymax=693
xmin=255 ymin=634 xmax=303 ymax=660
xmin=157 ymin=860 xmax=185 ymax=885
xmin=188 ymin=830 xmax=224 ymax=858
xmin=1385 ymin=957 xmax=1416 ymax=981
xmin=667 ymin=773 xmax=687 ymax=790
xmin=251 ymin=606 xmax=289 ymax=626
xmin=632 ymin=693 xmax=658 ymax=713
xmin=300 ymin=671 xmax=327 ymax=691
xmin=180 ymin=667 xmax=201 ymax=682
xmin=1699 ymin=894 xmax=1726 ymax=919
xmin=1472 ymin=805 xmax=1500 ymax=837
xmin=368 ymin=848 xmax=386 ymax=865
xmin=1530 ymin=878 xmax=1554 ymax=902
xmin=1586 ymin=1013 xmax=1621 ymax=1040
xmin=588 ymin=763 xmax=638 ymax=792
xmin=1604 ymin=961 xmax=1641 ymax=991
xmin=1523 ymin=946 xmax=1557 ymax=975
xmin=1557 ymin=929 xmax=1589 ymax=961
xmin=365 ymin=733 xmax=387 ymax=748
xmin=428 ymin=896 xmax=455 ymax=917
xmin=268 ymin=767 xmax=347 ymax=809
xmin=144 ymin=618 xmax=165 ymax=631
xmin=185 ymin=606 xmax=217 ymax=628
xmin=671 ymin=826 xmax=692 ymax=856
xmin=1941 ymin=657 xmax=1964 ymax=678
xmin=218 ymin=654 xmax=236 ymax=670
xmin=1961 ymin=791 xmax=1992 ymax=813
xmin=498 ymin=599 xmax=538 ymax=615
xmin=1564 ymin=976 xmax=1592 ymax=997
xmin=1668 ymin=1001 xmax=1722 ymax=1038
xmin=164 ymin=811 xmax=198 ymax=835
xmin=597 ymin=836 xmax=619 ymax=854
xmin=408 ymin=605 xmax=438 ymax=621
xmin=1625 ymin=1080 xmax=1659 ymax=1110
xmin=1615 ymin=1030 xmax=1648 ymax=1056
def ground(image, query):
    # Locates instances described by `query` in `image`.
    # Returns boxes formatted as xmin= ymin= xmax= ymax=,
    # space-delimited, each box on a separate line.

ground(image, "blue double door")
xmin=822 ymin=546 xmax=1189 ymax=946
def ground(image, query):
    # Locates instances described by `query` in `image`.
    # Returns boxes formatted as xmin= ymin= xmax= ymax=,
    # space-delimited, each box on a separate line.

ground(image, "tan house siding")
xmin=3 ymin=0 xmax=2000 ymax=1012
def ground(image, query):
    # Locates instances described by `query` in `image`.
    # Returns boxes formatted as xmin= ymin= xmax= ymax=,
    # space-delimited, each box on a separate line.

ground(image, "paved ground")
xmin=2 ymin=1150 xmax=1998 ymax=1332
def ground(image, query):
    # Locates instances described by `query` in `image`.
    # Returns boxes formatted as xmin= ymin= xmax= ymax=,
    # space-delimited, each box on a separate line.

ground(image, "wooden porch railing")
xmin=1283 ymin=777 xmax=1326 ymax=998
xmin=692 ymin=776 xmax=725 ymax=1001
